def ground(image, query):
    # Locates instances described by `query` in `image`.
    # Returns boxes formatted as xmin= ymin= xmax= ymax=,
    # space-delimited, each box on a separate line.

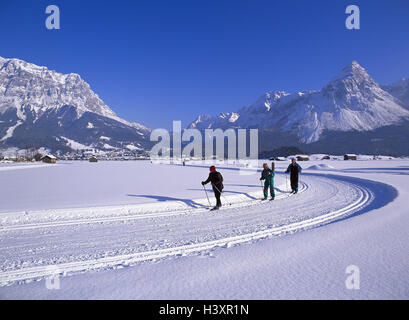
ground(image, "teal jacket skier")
xmin=260 ymin=163 xmax=275 ymax=200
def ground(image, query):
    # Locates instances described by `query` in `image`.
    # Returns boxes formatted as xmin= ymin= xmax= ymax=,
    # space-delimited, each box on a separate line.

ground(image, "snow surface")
xmin=125 ymin=144 xmax=141 ymax=151
xmin=307 ymin=164 xmax=335 ymax=170
xmin=0 ymin=120 xmax=22 ymax=141
xmin=0 ymin=160 xmax=408 ymax=299
xmin=61 ymin=136 xmax=91 ymax=151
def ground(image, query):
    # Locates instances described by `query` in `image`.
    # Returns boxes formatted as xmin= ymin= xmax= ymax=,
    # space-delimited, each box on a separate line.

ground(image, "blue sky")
xmin=0 ymin=0 xmax=408 ymax=129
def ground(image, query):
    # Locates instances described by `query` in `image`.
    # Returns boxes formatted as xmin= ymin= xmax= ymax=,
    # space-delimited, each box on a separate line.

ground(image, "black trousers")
xmin=213 ymin=187 xmax=222 ymax=207
xmin=290 ymin=174 xmax=299 ymax=191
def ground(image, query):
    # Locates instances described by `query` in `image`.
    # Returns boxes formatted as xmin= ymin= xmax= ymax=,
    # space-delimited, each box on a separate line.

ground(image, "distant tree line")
xmin=0 ymin=147 xmax=45 ymax=162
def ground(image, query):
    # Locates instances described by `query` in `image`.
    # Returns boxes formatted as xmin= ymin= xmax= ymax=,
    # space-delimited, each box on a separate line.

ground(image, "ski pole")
xmin=260 ymin=179 xmax=264 ymax=190
xmin=202 ymin=185 xmax=212 ymax=207
xmin=212 ymin=183 xmax=231 ymax=206
xmin=260 ymin=179 xmax=265 ymax=196
xmin=299 ymin=172 xmax=302 ymax=190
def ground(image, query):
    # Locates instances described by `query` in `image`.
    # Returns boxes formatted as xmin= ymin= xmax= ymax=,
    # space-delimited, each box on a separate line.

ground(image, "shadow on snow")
xmin=126 ymin=194 xmax=207 ymax=208
xmin=303 ymin=172 xmax=398 ymax=225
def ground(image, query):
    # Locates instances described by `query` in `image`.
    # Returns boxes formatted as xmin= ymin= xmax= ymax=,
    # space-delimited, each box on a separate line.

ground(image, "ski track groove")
xmin=0 ymin=182 xmax=301 ymax=232
xmin=0 ymin=174 xmax=373 ymax=286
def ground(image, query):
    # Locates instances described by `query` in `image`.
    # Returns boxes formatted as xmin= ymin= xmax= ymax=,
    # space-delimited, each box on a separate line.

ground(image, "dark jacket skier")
xmin=202 ymin=166 xmax=224 ymax=209
xmin=260 ymin=163 xmax=275 ymax=200
xmin=286 ymin=158 xmax=302 ymax=193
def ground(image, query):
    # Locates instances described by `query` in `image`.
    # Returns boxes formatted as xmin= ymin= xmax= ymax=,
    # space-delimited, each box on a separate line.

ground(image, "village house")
xmin=296 ymin=155 xmax=310 ymax=161
xmin=41 ymin=155 xmax=57 ymax=164
xmin=344 ymin=154 xmax=358 ymax=161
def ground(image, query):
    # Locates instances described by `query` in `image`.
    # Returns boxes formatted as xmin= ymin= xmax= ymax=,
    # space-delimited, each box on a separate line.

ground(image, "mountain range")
xmin=0 ymin=56 xmax=408 ymax=156
xmin=0 ymin=56 xmax=151 ymax=154
xmin=189 ymin=61 xmax=409 ymax=155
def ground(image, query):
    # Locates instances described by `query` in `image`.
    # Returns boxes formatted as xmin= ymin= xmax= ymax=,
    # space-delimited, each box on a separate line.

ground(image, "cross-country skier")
xmin=260 ymin=163 xmax=275 ymax=201
xmin=202 ymin=166 xmax=224 ymax=210
xmin=286 ymin=158 xmax=302 ymax=194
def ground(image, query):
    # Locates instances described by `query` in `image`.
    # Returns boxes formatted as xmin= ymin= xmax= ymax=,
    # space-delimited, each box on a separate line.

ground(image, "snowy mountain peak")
xmin=267 ymin=90 xmax=290 ymax=100
xmin=0 ymin=56 xmax=153 ymax=133
xmin=0 ymin=56 xmax=125 ymax=122
xmin=326 ymin=61 xmax=376 ymax=90
xmin=349 ymin=60 xmax=365 ymax=71
xmin=0 ymin=56 xmax=151 ymax=152
xmin=343 ymin=60 xmax=368 ymax=75
xmin=189 ymin=61 xmax=409 ymax=144
xmin=189 ymin=114 xmax=213 ymax=129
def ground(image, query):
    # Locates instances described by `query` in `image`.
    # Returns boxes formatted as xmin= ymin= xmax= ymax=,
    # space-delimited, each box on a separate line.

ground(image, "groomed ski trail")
xmin=0 ymin=179 xmax=302 ymax=232
xmin=0 ymin=173 xmax=392 ymax=286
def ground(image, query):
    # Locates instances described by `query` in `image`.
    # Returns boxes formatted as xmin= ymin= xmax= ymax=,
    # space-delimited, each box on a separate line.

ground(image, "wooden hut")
xmin=296 ymin=155 xmax=310 ymax=161
xmin=89 ymin=156 xmax=98 ymax=163
xmin=344 ymin=154 xmax=357 ymax=161
xmin=41 ymin=155 xmax=57 ymax=164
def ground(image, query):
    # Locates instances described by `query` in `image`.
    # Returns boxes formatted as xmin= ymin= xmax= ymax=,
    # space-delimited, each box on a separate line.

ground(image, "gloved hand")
xmin=201 ymin=181 xmax=205 ymax=186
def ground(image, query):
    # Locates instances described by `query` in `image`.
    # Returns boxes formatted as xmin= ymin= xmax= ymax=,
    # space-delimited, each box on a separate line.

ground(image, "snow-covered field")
xmin=0 ymin=159 xmax=408 ymax=299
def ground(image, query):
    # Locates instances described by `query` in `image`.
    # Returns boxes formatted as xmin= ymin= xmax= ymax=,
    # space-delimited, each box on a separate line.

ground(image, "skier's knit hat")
xmin=210 ymin=166 xmax=216 ymax=172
